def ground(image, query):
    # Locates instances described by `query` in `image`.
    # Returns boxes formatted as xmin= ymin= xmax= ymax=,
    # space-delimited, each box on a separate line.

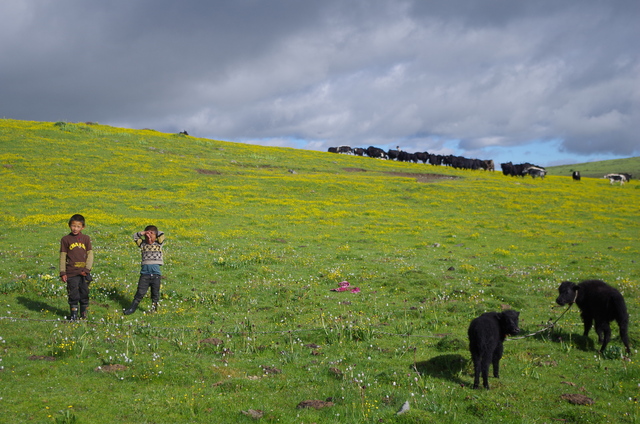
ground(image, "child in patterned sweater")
xmin=124 ymin=225 xmax=165 ymax=315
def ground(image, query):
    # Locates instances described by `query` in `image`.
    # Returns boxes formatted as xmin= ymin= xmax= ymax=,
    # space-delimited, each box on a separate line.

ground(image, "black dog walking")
xmin=468 ymin=310 xmax=520 ymax=389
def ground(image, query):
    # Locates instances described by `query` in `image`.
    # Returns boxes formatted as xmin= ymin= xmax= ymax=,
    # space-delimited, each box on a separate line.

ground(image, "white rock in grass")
xmin=397 ymin=401 xmax=410 ymax=415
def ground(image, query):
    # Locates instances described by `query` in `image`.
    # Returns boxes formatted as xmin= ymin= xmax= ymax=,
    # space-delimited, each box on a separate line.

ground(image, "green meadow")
xmin=0 ymin=119 xmax=638 ymax=423
xmin=546 ymin=157 xmax=640 ymax=179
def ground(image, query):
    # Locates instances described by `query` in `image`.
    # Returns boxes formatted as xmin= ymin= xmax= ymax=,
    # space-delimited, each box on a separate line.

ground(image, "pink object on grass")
xmin=330 ymin=281 xmax=360 ymax=293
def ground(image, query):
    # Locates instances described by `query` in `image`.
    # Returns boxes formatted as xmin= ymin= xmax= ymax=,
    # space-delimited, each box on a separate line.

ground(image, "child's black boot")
xmin=68 ymin=307 xmax=79 ymax=321
xmin=151 ymin=302 xmax=158 ymax=313
xmin=123 ymin=301 xmax=139 ymax=315
xmin=80 ymin=305 xmax=88 ymax=319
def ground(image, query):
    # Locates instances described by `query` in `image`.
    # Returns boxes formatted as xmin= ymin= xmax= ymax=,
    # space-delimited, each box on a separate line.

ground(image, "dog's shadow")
xmin=543 ymin=327 xmax=596 ymax=352
xmin=412 ymin=354 xmax=469 ymax=386
xmin=17 ymin=296 xmax=68 ymax=318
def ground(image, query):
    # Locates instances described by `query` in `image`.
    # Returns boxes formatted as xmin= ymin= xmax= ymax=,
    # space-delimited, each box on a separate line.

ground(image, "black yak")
xmin=468 ymin=310 xmax=520 ymax=389
xmin=556 ymin=280 xmax=630 ymax=354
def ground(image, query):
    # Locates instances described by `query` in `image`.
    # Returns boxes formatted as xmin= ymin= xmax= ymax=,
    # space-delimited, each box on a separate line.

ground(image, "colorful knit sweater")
xmin=133 ymin=231 xmax=165 ymax=265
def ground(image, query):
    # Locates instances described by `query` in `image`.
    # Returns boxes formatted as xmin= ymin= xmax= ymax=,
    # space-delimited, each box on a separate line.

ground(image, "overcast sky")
xmin=2 ymin=0 xmax=638 ymax=167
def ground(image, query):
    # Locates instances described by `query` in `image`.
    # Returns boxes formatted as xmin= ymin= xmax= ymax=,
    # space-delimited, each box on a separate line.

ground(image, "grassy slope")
xmin=546 ymin=156 xmax=640 ymax=179
xmin=0 ymin=119 xmax=639 ymax=423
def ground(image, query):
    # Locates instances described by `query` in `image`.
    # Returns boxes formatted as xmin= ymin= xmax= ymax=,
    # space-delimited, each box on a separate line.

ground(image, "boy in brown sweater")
xmin=59 ymin=214 xmax=93 ymax=320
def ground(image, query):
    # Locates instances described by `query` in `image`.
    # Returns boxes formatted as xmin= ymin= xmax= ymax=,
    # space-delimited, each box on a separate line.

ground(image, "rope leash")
xmin=507 ymin=292 xmax=576 ymax=341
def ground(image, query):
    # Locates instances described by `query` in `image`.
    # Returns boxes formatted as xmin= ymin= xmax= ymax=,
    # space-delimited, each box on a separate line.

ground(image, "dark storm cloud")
xmin=1 ymin=0 xmax=638 ymax=164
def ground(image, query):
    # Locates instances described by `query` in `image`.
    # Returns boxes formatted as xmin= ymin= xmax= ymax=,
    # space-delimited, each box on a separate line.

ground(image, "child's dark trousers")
xmin=133 ymin=274 xmax=161 ymax=303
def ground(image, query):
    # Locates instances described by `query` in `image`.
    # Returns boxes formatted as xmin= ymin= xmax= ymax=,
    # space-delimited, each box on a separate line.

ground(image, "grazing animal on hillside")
xmin=327 ymin=147 xmax=338 ymax=153
xmin=556 ymin=280 xmax=630 ymax=354
xmin=386 ymin=149 xmax=400 ymax=160
xmin=337 ymin=145 xmax=353 ymax=154
xmin=429 ymin=153 xmax=443 ymax=166
xmin=450 ymin=156 xmax=469 ymax=169
xmin=604 ymin=173 xmax=627 ymax=185
xmin=501 ymin=162 xmax=514 ymax=176
xmin=501 ymin=162 xmax=538 ymax=177
xmin=513 ymin=163 xmax=527 ymax=177
xmin=572 ymin=171 xmax=581 ymax=181
xmin=397 ymin=151 xmax=417 ymax=163
xmin=523 ymin=165 xmax=546 ymax=179
xmin=366 ymin=146 xmax=387 ymax=159
xmin=414 ymin=151 xmax=429 ymax=164
xmin=468 ymin=310 xmax=520 ymax=389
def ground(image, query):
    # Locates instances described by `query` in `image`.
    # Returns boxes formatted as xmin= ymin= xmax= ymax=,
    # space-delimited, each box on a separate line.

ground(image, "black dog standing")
xmin=556 ymin=280 xmax=630 ymax=354
xmin=468 ymin=310 xmax=520 ymax=389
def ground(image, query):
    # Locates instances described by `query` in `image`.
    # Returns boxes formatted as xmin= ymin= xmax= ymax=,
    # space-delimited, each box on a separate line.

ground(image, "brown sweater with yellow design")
xmin=59 ymin=233 xmax=93 ymax=277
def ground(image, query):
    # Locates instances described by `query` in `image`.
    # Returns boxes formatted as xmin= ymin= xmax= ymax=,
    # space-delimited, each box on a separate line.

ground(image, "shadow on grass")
xmin=17 ymin=296 xmax=67 ymax=318
xmin=93 ymin=286 xmax=133 ymax=311
xmin=413 ymin=354 xmax=469 ymax=386
xmin=95 ymin=286 xmax=159 ymax=314
xmin=517 ymin=324 xmax=631 ymax=355
xmin=544 ymin=327 xmax=596 ymax=352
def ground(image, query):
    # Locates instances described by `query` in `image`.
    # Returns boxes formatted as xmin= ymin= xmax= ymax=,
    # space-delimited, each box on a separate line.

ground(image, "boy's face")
xmin=145 ymin=231 xmax=157 ymax=243
xmin=69 ymin=221 xmax=84 ymax=235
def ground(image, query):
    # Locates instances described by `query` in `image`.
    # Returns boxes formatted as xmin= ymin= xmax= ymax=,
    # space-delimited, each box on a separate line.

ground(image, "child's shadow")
xmin=94 ymin=287 xmax=131 ymax=310
xmin=17 ymin=297 xmax=67 ymax=318
xmin=412 ymin=354 xmax=469 ymax=386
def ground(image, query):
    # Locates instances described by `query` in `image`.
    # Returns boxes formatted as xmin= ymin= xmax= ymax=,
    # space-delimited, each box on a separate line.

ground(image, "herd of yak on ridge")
xmin=328 ymin=146 xmax=633 ymax=389
xmin=327 ymin=145 xmax=633 ymax=184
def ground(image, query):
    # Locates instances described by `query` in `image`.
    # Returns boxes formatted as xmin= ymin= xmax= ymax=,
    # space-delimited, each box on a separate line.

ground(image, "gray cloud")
xmin=1 ymin=0 xmax=638 ymax=165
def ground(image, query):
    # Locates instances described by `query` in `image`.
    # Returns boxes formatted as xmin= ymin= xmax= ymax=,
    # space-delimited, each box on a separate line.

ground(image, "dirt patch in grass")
xmin=95 ymin=364 xmax=128 ymax=372
xmin=200 ymin=337 xmax=223 ymax=346
xmin=196 ymin=168 xmax=222 ymax=175
xmin=343 ymin=168 xmax=458 ymax=183
xmin=385 ymin=172 xmax=459 ymax=183
xmin=296 ymin=400 xmax=334 ymax=409
xmin=260 ymin=365 xmax=282 ymax=375
xmin=28 ymin=355 xmax=56 ymax=361
xmin=561 ymin=393 xmax=594 ymax=405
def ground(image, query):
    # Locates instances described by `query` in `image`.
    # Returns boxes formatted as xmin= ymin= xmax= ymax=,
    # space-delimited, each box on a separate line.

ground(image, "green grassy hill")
xmin=0 ymin=119 xmax=638 ymax=423
xmin=546 ymin=156 xmax=640 ymax=179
